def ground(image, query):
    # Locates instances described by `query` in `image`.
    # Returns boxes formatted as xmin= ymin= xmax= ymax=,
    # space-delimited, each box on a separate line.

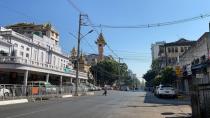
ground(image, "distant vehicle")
xmin=27 ymin=81 xmax=57 ymax=94
xmin=0 ymin=87 xmax=10 ymax=97
xmin=105 ymin=85 xmax=113 ymax=90
xmin=156 ymin=85 xmax=177 ymax=98
xmin=120 ymin=86 xmax=129 ymax=91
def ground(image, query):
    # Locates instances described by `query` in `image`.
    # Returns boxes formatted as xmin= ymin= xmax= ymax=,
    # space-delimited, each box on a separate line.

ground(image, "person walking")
xmin=103 ymin=85 xmax=107 ymax=96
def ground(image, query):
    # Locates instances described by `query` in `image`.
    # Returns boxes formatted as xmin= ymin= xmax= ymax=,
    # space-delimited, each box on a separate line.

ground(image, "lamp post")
xmin=74 ymin=14 xmax=93 ymax=96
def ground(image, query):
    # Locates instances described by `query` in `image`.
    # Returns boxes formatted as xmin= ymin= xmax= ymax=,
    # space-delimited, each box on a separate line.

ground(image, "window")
xmin=21 ymin=45 xmax=24 ymax=50
xmin=20 ymin=51 xmax=24 ymax=57
xmin=175 ymin=47 xmax=178 ymax=52
xmin=26 ymin=53 xmax=29 ymax=58
xmin=181 ymin=47 xmax=184 ymax=52
xmin=171 ymin=47 xmax=174 ymax=53
xmin=184 ymin=47 xmax=188 ymax=51
xmin=41 ymin=52 xmax=44 ymax=62
xmin=168 ymin=48 xmax=171 ymax=53
xmin=26 ymin=47 xmax=30 ymax=51
xmin=34 ymin=50 xmax=38 ymax=61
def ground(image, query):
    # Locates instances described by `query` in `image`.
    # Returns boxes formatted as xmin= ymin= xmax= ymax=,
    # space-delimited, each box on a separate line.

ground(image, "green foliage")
xmin=151 ymin=59 xmax=161 ymax=74
xmin=143 ymin=70 xmax=157 ymax=83
xmin=152 ymin=76 xmax=162 ymax=86
xmin=90 ymin=59 xmax=125 ymax=86
xmin=160 ymin=67 xmax=177 ymax=85
xmin=143 ymin=59 xmax=177 ymax=87
xmin=90 ymin=59 xmax=140 ymax=88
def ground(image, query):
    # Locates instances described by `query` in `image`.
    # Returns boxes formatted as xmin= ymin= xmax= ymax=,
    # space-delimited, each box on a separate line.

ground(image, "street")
xmin=0 ymin=91 xmax=191 ymax=118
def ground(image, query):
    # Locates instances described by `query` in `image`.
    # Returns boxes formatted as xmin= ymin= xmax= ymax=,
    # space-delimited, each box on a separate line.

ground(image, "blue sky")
xmin=1 ymin=0 xmax=210 ymax=79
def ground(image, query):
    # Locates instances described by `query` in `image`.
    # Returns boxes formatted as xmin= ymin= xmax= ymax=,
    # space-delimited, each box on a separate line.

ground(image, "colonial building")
xmin=178 ymin=32 xmax=210 ymax=117
xmin=151 ymin=41 xmax=166 ymax=61
xmin=155 ymin=38 xmax=196 ymax=67
xmin=0 ymin=23 xmax=88 ymax=87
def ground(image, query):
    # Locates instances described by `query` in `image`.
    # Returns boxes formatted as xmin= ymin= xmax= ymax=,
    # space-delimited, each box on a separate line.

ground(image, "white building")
xmin=0 ymin=26 xmax=88 ymax=86
xmin=151 ymin=41 xmax=165 ymax=61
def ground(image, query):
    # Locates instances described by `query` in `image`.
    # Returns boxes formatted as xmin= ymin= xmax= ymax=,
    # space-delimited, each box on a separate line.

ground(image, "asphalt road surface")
xmin=0 ymin=91 xmax=191 ymax=118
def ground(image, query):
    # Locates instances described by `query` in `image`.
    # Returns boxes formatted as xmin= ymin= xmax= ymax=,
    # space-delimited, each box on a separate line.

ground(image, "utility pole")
xmin=118 ymin=57 xmax=122 ymax=89
xmin=133 ymin=74 xmax=135 ymax=91
xmin=164 ymin=44 xmax=168 ymax=67
xmin=75 ymin=14 xmax=82 ymax=96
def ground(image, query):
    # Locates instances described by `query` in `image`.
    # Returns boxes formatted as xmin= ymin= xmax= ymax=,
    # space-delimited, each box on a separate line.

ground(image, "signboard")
xmin=64 ymin=68 xmax=71 ymax=73
xmin=175 ymin=66 xmax=182 ymax=77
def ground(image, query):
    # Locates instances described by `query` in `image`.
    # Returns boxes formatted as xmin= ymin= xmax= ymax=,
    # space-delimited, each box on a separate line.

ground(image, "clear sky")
xmin=1 ymin=0 xmax=210 ymax=79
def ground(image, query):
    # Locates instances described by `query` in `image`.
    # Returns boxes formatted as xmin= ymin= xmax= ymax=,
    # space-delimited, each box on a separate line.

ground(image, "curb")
xmin=86 ymin=92 xmax=95 ymax=96
xmin=61 ymin=94 xmax=73 ymax=98
xmin=0 ymin=99 xmax=28 ymax=106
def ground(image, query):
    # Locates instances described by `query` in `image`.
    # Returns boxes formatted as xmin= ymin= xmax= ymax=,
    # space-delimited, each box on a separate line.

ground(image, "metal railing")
xmin=0 ymin=84 xmax=89 ymax=101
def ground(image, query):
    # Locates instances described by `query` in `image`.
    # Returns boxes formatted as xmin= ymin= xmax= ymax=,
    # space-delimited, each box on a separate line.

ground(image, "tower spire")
xmin=95 ymin=32 xmax=106 ymax=62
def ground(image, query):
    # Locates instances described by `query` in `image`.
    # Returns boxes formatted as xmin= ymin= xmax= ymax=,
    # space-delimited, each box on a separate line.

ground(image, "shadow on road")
xmin=144 ymin=92 xmax=190 ymax=105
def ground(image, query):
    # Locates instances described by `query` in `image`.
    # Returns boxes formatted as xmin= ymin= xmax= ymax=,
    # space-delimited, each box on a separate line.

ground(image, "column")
xmin=46 ymin=73 xmax=49 ymax=83
xmin=78 ymin=78 xmax=80 ymax=84
xmin=70 ymin=78 xmax=72 ymax=83
xmin=60 ymin=76 xmax=63 ymax=94
xmin=60 ymin=76 xmax=63 ymax=86
xmin=23 ymin=70 xmax=28 ymax=95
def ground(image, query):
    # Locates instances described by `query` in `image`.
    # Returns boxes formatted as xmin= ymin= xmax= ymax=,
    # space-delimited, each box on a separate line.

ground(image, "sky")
xmin=1 ymin=0 xmax=210 ymax=80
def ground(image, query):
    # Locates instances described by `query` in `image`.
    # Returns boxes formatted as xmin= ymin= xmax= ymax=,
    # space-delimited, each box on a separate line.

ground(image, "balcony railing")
xmin=0 ymin=56 xmax=87 ymax=78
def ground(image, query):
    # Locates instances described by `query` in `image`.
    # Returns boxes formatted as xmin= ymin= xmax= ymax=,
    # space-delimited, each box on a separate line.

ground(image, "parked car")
xmin=0 ymin=86 xmax=10 ymax=97
xmin=156 ymin=85 xmax=177 ymax=98
xmin=27 ymin=81 xmax=57 ymax=94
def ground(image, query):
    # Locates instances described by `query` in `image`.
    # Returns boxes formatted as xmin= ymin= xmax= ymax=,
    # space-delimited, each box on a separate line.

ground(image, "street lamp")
xmin=74 ymin=14 xmax=93 ymax=96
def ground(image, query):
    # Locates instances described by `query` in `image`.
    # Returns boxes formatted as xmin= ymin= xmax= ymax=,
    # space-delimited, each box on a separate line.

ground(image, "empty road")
xmin=0 ymin=91 xmax=191 ymax=118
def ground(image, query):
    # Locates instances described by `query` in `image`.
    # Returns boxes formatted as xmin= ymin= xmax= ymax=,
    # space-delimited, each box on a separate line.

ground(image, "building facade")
xmin=0 ymin=24 xmax=88 ymax=87
xmin=151 ymin=41 xmax=165 ymax=61
xmin=178 ymin=32 xmax=210 ymax=117
xmin=153 ymin=39 xmax=196 ymax=68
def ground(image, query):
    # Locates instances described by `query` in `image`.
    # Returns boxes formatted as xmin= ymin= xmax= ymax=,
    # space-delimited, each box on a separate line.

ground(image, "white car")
xmin=156 ymin=85 xmax=177 ymax=98
xmin=0 ymin=88 xmax=10 ymax=97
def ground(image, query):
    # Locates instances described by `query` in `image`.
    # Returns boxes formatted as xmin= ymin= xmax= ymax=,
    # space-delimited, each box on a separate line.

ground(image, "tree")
xmin=143 ymin=70 xmax=157 ymax=87
xmin=151 ymin=59 xmax=161 ymax=74
xmin=90 ymin=59 xmax=128 ymax=86
xmin=160 ymin=67 xmax=177 ymax=85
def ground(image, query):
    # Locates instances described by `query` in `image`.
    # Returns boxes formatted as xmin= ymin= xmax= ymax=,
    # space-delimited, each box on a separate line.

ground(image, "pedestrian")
xmin=103 ymin=85 xmax=107 ymax=96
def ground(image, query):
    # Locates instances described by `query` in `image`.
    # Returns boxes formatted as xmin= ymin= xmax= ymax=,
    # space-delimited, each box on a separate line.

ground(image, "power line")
xmin=66 ymin=0 xmax=120 ymax=60
xmin=66 ymin=0 xmax=83 ymax=13
xmin=68 ymin=32 xmax=97 ymax=53
xmin=89 ymin=13 xmax=210 ymax=29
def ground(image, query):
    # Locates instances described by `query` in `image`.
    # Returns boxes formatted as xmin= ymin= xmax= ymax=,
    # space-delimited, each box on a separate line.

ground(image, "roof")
xmin=95 ymin=33 xmax=106 ymax=45
xmin=6 ymin=22 xmax=58 ymax=34
xmin=165 ymin=38 xmax=196 ymax=46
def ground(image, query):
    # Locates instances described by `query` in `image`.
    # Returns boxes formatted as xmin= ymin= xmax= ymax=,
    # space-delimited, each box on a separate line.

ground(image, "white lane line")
xmin=5 ymin=108 xmax=49 ymax=118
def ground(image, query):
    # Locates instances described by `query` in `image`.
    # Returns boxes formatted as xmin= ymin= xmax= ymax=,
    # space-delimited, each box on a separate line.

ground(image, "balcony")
xmin=0 ymin=56 xmax=87 ymax=78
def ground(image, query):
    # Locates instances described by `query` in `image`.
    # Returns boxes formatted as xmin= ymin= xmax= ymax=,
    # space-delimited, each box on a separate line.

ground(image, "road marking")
xmin=5 ymin=108 xmax=49 ymax=118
